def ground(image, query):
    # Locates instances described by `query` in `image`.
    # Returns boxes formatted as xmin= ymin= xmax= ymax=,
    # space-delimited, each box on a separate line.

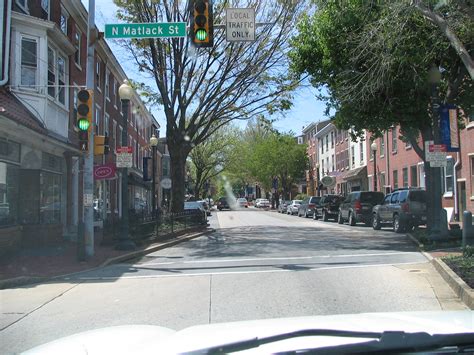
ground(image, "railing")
xmin=101 ymin=209 xmax=207 ymax=245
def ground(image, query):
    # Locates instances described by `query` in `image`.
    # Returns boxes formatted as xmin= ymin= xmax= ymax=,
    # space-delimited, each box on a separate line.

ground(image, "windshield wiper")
xmin=182 ymin=329 xmax=474 ymax=355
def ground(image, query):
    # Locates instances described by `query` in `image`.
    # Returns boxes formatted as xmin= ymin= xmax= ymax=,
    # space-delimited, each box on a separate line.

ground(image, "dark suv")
xmin=372 ymin=189 xmax=427 ymax=233
xmin=338 ymin=191 xmax=385 ymax=226
xmin=298 ymin=196 xmax=321 ymax=218
xmin=216 ymin=197 xmax=230 ymax=211
xmin=314 ymin=194 xmax=344 ymax=221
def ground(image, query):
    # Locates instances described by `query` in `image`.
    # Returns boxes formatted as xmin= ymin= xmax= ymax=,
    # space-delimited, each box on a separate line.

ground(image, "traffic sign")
xmin=161 ymin=178 xmax=172 ymax=189
xmin=116 ymin=146 xmax=133 ymax=168
xmin=105 ymin=22 xmax=186 ymax=39
xmin=117 ymin=146 xmax=132 ymax=153
xmin=425 ymin=141 xmax=447 ymax=167
xmin=83 ymin=194 xmax=93 ymax=207
xmin=226 ymin=8 xmax=255 ymax=42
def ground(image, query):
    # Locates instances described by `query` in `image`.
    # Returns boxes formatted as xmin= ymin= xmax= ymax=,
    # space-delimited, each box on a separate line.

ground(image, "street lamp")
xmin=116 ymin=80 xmax=135 ymax=250
xmin=315 ymin=162 xmax=321 ymax=197
xmin=371 ymin=142 xmax=378 ymax=192
xmin=428 ymin=64 xmax=444 ymax=239
xmin=149 ymin=133 xmax=158 ymax=216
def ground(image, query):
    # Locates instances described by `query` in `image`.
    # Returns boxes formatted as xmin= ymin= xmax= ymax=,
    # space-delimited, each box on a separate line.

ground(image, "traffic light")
xmin=190 ymin=0 xmax=213 ymax=47
xmin=94 ymin=135 xmax=109 ymax=155
xmin=76 ymin=89 xmax=93 ymax=151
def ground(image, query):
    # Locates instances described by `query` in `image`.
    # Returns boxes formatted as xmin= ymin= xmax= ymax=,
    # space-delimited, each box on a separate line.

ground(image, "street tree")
xmin=189 ymin=125 xmax=239 ymax=199
xmin=289 ymin=1 xmax=473 ymax=237
xmin=114 ymin=0 xmax=305 ymax=212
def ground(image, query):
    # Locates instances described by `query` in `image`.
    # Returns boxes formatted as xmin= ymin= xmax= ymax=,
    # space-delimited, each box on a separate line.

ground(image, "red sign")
xmin=429 ymin=144 xmax=447 ymax=153
xmin=94 ymin=163 xmax=116 ymax=180
xmin=116 ymin=146 xmax=132 ymax=153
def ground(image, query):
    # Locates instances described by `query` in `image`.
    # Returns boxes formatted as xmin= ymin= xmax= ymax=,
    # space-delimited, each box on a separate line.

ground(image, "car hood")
xmin=23 ymin=311 xmax=473 ymax=355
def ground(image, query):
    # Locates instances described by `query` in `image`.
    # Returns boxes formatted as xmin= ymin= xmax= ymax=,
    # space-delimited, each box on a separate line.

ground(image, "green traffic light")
xmin=78 ymin=118 xmax=90 ymax=131
xmin=196 ymin=28 xmax=207 ymax=41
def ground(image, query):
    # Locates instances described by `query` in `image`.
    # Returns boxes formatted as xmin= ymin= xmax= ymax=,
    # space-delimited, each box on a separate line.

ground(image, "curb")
xmin=406 ymin=232 xmax=473 ymax=309
xmin=0 ymin=228 xmax=214 ymax=290
xmin=432 ymin=258 xmax=474 ymax=309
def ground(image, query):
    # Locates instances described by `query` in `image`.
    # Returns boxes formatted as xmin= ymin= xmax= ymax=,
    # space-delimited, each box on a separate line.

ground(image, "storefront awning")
xmin=343 ymin=166 xmax=367 ymax=181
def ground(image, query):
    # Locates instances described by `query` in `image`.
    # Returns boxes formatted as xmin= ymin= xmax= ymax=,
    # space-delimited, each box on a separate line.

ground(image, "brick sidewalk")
xmin=0 ymin=242 xmax=131 ymax=281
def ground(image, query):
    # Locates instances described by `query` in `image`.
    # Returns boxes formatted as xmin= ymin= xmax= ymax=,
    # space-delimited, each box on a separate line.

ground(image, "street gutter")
xmin=0 ymin=228 xmax=214 ymax=290
xmin=406 ymin=232 xmax=473 ymax=310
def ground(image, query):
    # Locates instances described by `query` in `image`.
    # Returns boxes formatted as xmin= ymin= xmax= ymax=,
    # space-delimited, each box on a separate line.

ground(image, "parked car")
xmin=184 ymin=201 xmax=206 ymax=214
xmin=278 ymin=200 xmax=291 ymax=213
xmin=255 ymin=198 xmax=270 ymax=208
xmin=197 ymin=200 xmax=211 ymax=216
xmin=338 ymin=191 xmax=385 ymax=226
xmin=286 ymin=200 xmax=302 ymax=215
xmin=216 ymin=197 xmax=230 ymax=211
xmin=314 ymin=194 xmax=344 ymax=221
xmin=237 ymin=198 xmax=249 ymax=208
xmin=372 ymin=188 xmax=427 ymax=233
xmin=298 ymin=196 xmax=321 ymax=218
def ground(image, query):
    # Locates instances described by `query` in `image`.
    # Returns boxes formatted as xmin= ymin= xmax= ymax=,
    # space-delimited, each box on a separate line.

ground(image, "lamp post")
xmin=371 ymin=142 xmax=378 ymax=192
xmin=315 ymin=162 xmax=321 ymax=197
xmin=428 ymin=64 xmax=444 ymax=239
xmin=149 ymin=133 xmax=158 ymax=217
xmin=116 ymin=79 xmax=135 ymax=250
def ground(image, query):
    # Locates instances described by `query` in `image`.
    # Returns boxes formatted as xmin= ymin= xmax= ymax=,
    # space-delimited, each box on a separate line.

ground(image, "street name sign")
xmin=116 ymin=146 xmax=133 ymax=168
xmin=105 ymin=22 xmax=186 ymax=39
xmin=226 ymin=8 xmax=255 ymax=42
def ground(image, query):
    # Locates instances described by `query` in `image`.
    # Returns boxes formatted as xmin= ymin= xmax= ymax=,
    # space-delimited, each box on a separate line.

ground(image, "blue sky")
xmin=87 ymin=1 xmax=328 ymax=136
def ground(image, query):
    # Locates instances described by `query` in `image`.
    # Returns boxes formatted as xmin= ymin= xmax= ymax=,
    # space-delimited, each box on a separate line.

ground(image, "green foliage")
xmin=294 ymin=193 xmax=307 ymax=200
xmin=463 ymin=245 xmax=474 ymax=258
xmin=289 ymin=1 xmax=473 ymax=138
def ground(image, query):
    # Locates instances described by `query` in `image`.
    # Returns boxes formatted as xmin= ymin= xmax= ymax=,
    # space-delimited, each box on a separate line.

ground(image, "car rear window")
xmin=359 ymin=192 xmax=384 ymax=204
xmin=409 ymin=190 xmax=427 ymax=202
xmin=324 ymin=195 xmax=341 ymax=203
xmin=310 ymin=197 xmax=321 ymax=203
xmin=398 ymin=190 xmax=408 ymax=203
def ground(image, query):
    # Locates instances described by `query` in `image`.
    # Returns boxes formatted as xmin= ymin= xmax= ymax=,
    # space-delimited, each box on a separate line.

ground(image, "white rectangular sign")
xmin=226 ymin=8 xmax=255 ymax=42
xmin=83 ymin=193 xmax=93 ymax=207
xmin=116 ymin=152 xmax=133 ymax=168
xmin=425 ymin=140 xmax=447 ymax=166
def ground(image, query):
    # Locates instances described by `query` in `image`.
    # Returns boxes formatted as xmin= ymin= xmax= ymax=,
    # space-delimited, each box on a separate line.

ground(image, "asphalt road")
xmin=0 ymin=209 xmax=466 ymax=353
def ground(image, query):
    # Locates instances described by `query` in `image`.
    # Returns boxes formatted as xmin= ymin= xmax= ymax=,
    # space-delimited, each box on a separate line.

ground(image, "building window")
xmin=380 ymin=172 xmax=385 ymax=188
xmin=368 ymin=176 xmax=373 ymax=191
xmin=40 ymin=171 xmax=61 ymax=224
xmin=116 ymin=80 xmax=121 ymax=108
xmin=118 ymin=126 xmax=123 ymax=148
xmin=113 ymin=121 xmax=117 ymax=150
xmin=380 ymin=135 xmax=385 ymax=157
xmin=105 ymin=69 xmax=110 ymax=100
xmin=443 ymin=157 xmax=454 ymax=193
xmin=359 ymin=141 xmax=364 ymax=162
xmin=60 ymin=7 xmax=68 ymax=34
xmin=392 ymin=127 xmax=397 ymax=153
xmin=351 ymin=146 xmax=355 ymax=168
xmin=57 ymin=55 xmax=66 ymax=104
xmin=419 ymin=164 xmax=426 ymax=188
xmin=331 ymin=131 xmax=334 ymax=148
xmin=104 ymin=114 xmax=109 ymax=137
xmin=21 ymin=37 xmax=37 ymax=87
xmin=0 ymin=162 xmax=20 ymax=226
xmin=406 ymin=139 xmax=412 ymax=149
xmin=16 ymin=0 xmax=28 ymax=12
xmin=393 ymin=170 xmax=398 ymax=189
xmin=471 ymin=157 xmax=474 ymax=196
xmin=47 ymin=47 xmax=55 ymax=97
xmin=41 ymin=0 xmax=49 ymax=19
xmin=402 ymin=167 xmax=408 ymax=187
xmin=74 ymin=27 xmax=81 ymax=66
xmin=331 ymin=154 xmax=335 ymax=171
xmin=410 ymin=165 xmax=418 ymax=187
xmin=96 ymin=60 xmax=101 ymax=90
xmin=95 ymin=107 xmax=100 ymax=135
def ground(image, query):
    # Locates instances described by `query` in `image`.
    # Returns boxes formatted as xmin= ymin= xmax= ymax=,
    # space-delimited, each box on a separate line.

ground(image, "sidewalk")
xmin=0 ymin=228 xmax=210 ymax=288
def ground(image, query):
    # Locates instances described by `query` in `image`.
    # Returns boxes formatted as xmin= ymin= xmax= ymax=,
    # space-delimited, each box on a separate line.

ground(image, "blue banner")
xmin=439 ymin=104 xmax=460 ymax=152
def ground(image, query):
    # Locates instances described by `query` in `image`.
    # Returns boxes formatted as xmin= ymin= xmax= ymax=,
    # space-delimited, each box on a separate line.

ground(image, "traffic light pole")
xmin=83 ymin=0 xmax=95 ymax=257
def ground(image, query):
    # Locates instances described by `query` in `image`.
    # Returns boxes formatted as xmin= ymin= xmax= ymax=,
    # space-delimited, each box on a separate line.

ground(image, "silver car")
xmin=286 ymin=200 xmax=302 ymax=215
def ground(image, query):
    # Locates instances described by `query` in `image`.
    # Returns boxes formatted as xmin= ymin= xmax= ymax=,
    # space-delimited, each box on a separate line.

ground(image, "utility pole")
xmin=84 ymin=0 xmax=96 ymax=256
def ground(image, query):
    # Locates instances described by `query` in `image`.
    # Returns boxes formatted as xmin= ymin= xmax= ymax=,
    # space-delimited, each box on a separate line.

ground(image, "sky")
xmin=87 ymin=0 xmax=329 ymax=136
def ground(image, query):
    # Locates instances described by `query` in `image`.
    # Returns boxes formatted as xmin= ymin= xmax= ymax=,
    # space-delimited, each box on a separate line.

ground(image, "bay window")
xmin=21 ymin=37 xmax=38 ymax=87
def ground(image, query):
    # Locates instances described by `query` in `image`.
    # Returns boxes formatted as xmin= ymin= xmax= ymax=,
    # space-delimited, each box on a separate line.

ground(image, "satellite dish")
xmin=321 ymin=175 xmax=336 ymax=188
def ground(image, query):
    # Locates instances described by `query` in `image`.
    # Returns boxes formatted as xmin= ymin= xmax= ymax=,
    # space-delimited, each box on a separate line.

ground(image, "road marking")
xmin=139 ymin=252 xmax=419 ymax=266
xmin=76 ymin=260 xmax=427 ymax=281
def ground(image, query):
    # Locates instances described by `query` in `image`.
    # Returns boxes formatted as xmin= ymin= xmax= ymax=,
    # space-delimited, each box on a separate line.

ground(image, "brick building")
xmin=0 ymin=0 xmax=159 ymax=253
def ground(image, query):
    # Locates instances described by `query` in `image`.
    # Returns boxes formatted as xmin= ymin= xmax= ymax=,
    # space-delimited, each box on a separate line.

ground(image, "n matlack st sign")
xmin=105 ymin=22 xmax=186 ymax=39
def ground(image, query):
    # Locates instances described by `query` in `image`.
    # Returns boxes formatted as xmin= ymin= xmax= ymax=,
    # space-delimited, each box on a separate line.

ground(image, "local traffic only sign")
xmin=226 ymin=8 xmax=255 ymax=42
xmin=105 ymin=22 xmax=186 ymax=39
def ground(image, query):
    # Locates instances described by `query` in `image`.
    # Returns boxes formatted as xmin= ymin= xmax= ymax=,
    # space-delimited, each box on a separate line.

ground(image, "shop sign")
xmin=94 ymin=163 xmax=116 ymax=180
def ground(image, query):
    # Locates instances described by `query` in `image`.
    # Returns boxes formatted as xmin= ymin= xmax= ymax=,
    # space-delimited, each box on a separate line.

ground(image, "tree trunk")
xmin=168 ymin=146 xmax=189 ymax=213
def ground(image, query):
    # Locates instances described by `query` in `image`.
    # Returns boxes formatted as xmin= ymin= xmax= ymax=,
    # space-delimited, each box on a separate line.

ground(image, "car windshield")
xmin=4 ymin=1 xmax=471 ymax=354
